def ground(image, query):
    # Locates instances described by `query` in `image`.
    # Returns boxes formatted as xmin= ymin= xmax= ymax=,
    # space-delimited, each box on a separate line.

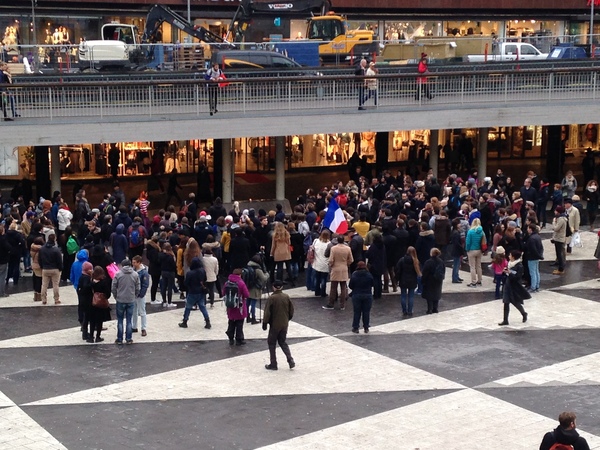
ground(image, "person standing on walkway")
xmin=421 ymin=247 xmax=445 ymax=314
xmin=77 ymin=262 xmax=94 ymax=341
xmin=525 ymin=224 xmax=543 ymax=293
xmin=362 ymin=61 xmax=378 ymax=107
xmin=0 ymin=225 xmax=11 ymax=298
xmin=552 ymin=206 xmax=568 ymax=275
xmin=348 ymin=261 xmax=374 ymax=333
xmin=415 ymin=53 xmax=432 ymax=101
xmin=202 ymin=247 xmax=219 ymax=308
xmin=465 ymin=218 xmax=484 ymax=287
xmin=540 ymin=411 xmax=590 ymax=450
xmin=164 ymin=169 xmax=182 ymax=210
xmin=39 ymin=232 xmax=63 ymax=305
xmin=223 ymin=268 xmax=249 ymax=346
xmin=323 ymin=235 xmax=353 ymax=310
xmin=159 ymin=242 xmax=177 ymax=307
xmin=112 ymin=258 xmax=140 ymax=345
xmin=263 ymin=279 xmax=295 ymax=370
xmin=131 ymin=255 xmax=149 ymax=337
xmin=179 ymin=257 xmax=211 ymax=330
xmin=270 ymin=221 xmax=292 ymax=283
xmin=312 ymin=229 xmax=331 ymax=298
xmin=498 ymin=250 xmax=529 ymax=326
xmin=355 ymin=58 xmax=367 ymax=110
xmin=90 ymin=266 xmax=111 ymax=343
xmin=564 ymin=197 xmax=580 ymax=255
xmin=396 ymin=246 xmax=421 ymax=317
xmin=206 ymin=62 xmax=223 ymax=116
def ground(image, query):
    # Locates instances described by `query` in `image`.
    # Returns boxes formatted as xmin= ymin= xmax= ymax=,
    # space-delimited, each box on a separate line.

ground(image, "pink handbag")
xmin=106 ymin=263 xmax=119 ymax=279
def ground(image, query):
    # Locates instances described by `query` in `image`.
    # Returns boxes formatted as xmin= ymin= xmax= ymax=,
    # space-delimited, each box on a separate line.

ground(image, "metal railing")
xmin=3 ymin=66 xmax=599 ymax=121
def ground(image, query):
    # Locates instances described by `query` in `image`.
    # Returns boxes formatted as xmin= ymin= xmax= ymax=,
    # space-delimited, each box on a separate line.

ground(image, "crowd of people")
xmin=0 ymin=162 xmax=592 ymax=343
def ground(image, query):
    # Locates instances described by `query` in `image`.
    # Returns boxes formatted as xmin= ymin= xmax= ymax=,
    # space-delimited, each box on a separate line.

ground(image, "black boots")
xmin=179 ymin=320 xmax=188 ymax=328
xmin=204 ymin=319 xmax=211 ymax=329
xmin=265 ymin=363 xmax=278 ymax=370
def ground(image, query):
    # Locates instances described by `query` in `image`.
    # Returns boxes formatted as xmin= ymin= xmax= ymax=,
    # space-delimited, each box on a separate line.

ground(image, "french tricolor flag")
xmin=322 ymin=198 xmax=348 ymax=234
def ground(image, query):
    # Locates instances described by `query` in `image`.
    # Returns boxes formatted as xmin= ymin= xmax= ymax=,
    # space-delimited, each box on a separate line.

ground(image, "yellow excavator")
xmin=226 ymin=0 xmax=377 ymax=63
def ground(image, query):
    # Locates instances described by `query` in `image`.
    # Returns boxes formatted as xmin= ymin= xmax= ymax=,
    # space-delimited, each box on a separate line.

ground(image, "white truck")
xmin=465 ymin=42 xmax=548 ymax=63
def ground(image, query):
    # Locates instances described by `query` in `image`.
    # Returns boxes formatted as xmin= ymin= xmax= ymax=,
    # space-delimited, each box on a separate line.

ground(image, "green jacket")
xmin=263 ymin=290 xmax=294 ymax=330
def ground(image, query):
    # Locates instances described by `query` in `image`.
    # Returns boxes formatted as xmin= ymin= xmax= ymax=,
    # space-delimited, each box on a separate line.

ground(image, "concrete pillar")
xmin=429 ymin=129 xmax=439 ymax=178
xmin=477 ymin=128 xmax=488 ymax=181
xmin=221 ymin=138 xmax=233 ymax=203
xmin=275 ymin=136 xmax=286 ymax=201
xmin=50 ymin=145 xmax=61 ymax=195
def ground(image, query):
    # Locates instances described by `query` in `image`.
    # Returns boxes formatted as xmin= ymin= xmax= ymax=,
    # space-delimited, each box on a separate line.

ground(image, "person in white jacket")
xmin=201 ymin=248 xmax=219 ymax=307
xmin=57 ymin=202 xmax=73 ymax=236
xmin=312 ymin=229 xmax=331 ymax=298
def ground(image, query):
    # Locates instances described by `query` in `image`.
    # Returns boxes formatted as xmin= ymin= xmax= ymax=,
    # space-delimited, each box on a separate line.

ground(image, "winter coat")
xmin=228 ymin=235 xmax=252 ymax=269
xmin=450 ymin=229 xmax=465 ymax=258
xmin=202 ymin=254 xmax=219 ymax=283
xmin=348 ymin=267 xmax=374 ymax=297
xmin=312 ymin=239 xmax=330 ymax=273
xmin=263 ymin=290 xmax=294 ymax=330
xmin=110 ymin=224 xmax=129 ymax=265
xmin=135 ymin=264 xmax=149 ymax=298
xmin=525 ymin=232 xmax=544 ymax=261
xmin=552 ymin=215 xmax=568 ymax=243
xmin=159 ymin=252 xmax=177 ymax=273
xmin=415 ymin=230 xmax=435 ymax=265
xmin=30 ymin=242 xmax=43 ymax=276
xmin=421 ymin=256 xmax=444 ymax=301
xmin=57 ymin=207 xmax=73 ymax=231
xmin=185 ymin=263 xmax=207 ymax=295
xmin=502 ymin=261 xmax=531 ymax=305
xmin=396 ymin=254 xmax=419 ymax=290
xmin=90 ymin=276 xmax=112 ymax=322
xmin=365 ymin=239 xmax=386 ymax=275
xmin=145 ymin=241 xmax=162 ymax=276
xmin=539 ymin=426 xmax=590 ymax=450
xmin=113 ymin=211 xmax=132 ymax=231
xmin=77 ymin=274 xmax=93 ymax=310
xmin=465 ymin=226 xmax=484 ymax=252
xmin=39 ymin=241 xmax=63 ymax=271
xmin=271 ymin=234 xmax=292 ymax=262
xmin=433 ymin=217 xmax=451 ymax=246
xmin=222 ymin=274 xmax=249 ymax=320
xmin=70 ymin=249 xmax=90 ymax=289
xmin=111 ymin=265 xmax=140 ymax=304
xmin=247 ymin=260 xmax=269 ymax=300
xmin=328 ymin=243 xmax=353 ymax=282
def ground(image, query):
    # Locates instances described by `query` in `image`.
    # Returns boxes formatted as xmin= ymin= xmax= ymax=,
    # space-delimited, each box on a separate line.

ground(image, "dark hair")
xmin=510 ymin=249 xmax=522 ymax=259
xmin=337 ymin=235 xmax=344 ymax=244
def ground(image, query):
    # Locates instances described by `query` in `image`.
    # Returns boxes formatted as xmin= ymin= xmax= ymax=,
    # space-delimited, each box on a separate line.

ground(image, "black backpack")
xmin=241 ymin=265 xmax=262 ymax=290
xmin=224 ymin=280 xmax=240 ymax=308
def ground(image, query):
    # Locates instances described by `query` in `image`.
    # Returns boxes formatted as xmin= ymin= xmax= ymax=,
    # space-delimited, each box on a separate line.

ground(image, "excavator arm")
xmin=227 ymin=0 xmax=331 ymax=42
xmin=143 ymin=4 xmax=234 ymax=48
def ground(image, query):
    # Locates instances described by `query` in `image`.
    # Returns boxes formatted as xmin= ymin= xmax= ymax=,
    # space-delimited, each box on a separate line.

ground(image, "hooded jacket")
xmin=222 ymin=273 xmax=249 ymax=320
xmin=70 ymin=249 xmax=89 ymax=289
xmin=57 ymin=207 xmax=73 ymax=231
xmin=111 ymin=265 xmax=140 ymax=304
xmin=465 ymin=226 xmax=484 ymax=252
xmin=415 ymin=229 xmax=435 ymax=265
xmin=540 ymin=426 xmax=590 ymax=450
xmin=110 ymin=224 xmax=129 ymax=264
xmin=185 ymin=258 xmax=207 ymax=295
xmin=135 ymin=263 xmax=149 ymax=298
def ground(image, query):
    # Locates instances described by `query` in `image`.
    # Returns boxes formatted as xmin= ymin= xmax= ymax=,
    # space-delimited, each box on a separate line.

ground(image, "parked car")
xmin=547 ymin=44 xmax=588 ymax=59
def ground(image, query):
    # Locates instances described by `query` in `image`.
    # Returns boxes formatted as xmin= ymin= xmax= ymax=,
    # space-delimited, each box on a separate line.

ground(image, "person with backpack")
xmin=244 ymin=254 xmax=269 ymax=324
xmin=127 ymin=218 xmax=147 ymax=259
xmin=539 ymin=411 xmax=590 ymax=450
xmin=222 ymin=268 xmax=249 ymax=346
xmin=421 ymin=247 xmax=445 ymax=314
xmin=263 ymin=279 xmax=295 ymax=370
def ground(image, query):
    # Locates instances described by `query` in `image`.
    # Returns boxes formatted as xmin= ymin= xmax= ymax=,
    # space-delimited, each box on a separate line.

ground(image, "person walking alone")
xmin=348 ymin=261 xmax=374 ymax=333
xmin=179 ymin=257 xmax=212 ymax=330
xmin=206 ymin=62 xmax=224 ymax=116
xmin=263 ymin=280 xmax=295 ymax=370
xmin=415 ymin=53 xmax=432 ymax=101
xmin=498 ymin=250 xmax=530 ymax=326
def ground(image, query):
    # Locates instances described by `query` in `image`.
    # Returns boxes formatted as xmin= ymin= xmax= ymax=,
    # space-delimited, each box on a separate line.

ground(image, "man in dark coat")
xmin=228 ymin=227 xmax=251 ymax=271
xmin=421 ymin=248 xmax=445 ymax=314
xmin=540 ymin=411 xmax=590 ymax=450
xmin=262 ymin=280 xmax=295 ymax=371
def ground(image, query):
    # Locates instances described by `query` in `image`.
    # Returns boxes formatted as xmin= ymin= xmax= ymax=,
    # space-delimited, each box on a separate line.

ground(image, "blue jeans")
xmin=528 ymin=259 xmax=540 ymax=290
xmin=494 ymin=274 xmax=506 ymax=299
xmin=247 ymin=298 xmax=257 ymax=320
xmin=314 ymin=270 xmax=328 ymax=296
xmin=452 ymin=256 xmax=461 ymax=282
xmin=289 ymin=261 xmax=299 ymax=280
xmin=306 ymin=264 xmax=315 ymax=291
xmin=352 ymin=294 xmax=373 ymax=329
xmin=116 ymin=302 xmax=135 ymax=342
xmin=183 ymin=292 xmax=209 ymax=321
xmin=400 ymin=287 xmax=415 ymax=314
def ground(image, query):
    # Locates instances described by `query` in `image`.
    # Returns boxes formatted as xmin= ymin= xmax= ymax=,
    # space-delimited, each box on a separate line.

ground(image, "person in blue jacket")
xmin=465 ymin=218 xmax=484 ymax=287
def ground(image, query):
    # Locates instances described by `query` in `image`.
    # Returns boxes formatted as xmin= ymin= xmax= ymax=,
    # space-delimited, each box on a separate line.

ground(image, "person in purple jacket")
xmin=222 ymin=268 xmax=249 ymax=346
